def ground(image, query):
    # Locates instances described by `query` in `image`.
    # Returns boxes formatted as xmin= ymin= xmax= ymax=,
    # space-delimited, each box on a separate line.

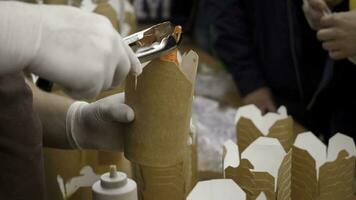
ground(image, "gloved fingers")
xmin=96 ymin=93 xmax=134 ymax=123
xmin=100 ymin=103 xmax=134 ymax=123
xmin=112 ymin=42 xmax=131 ymax=87
xmin=121 ymin=40 xmax=142 ymax=76
xmin=111 ymin=35 xmax=142 ymax=87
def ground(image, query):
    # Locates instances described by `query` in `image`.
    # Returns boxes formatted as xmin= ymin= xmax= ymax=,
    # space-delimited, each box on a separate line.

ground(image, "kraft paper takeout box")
xmin=277 ymin=132 xmax=356 ymax=200
xmin=124 ymin=50 xmax=198 ymax=167
xmin=223 ymin=138 xmax=286 ymax=200
xmin=223 ymin=105 xmax=356 ymax=200
xmin=223 ymin=132 xmax=356 ymax=200
xmin=123 ymin=50 xmax=199 ymax=200
xmin=235 ymin=105 xmax=294 ymax=152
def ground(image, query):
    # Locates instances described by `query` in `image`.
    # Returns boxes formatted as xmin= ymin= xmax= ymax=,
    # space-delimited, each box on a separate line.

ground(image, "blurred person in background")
xmin=212 ymin=0 xmax=356 ymax=140
xmin=133 ymin=0 xmax=197 ymax=31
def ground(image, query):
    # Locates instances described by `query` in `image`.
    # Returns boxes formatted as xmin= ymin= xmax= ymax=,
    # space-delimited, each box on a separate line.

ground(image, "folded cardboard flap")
xmin=235 ymin=105 xmax=287 ymax=135
xmin=124 ymin=50 xmax=199 ymax=167
xmin=277 ymin=146 xmax=318 ymax=200
xmin=57 ymin=166 xmax=101 ymax=199
xmin=223 ymin=140 xmax=256 ymax=197
xmin=319 ymin=150 xmax=355 ymax=200
xmin=250 ymin=172 xmax=275 ymax=200
xmin=224 ymin=159 xmax=256 ymax=198
xmin=293 ymin=132 xmax=356 ymax=200
xmin=241 ymin=137 xmax=286 ymax=190
xmin=235 ymin=105 xmax=294 ymax=153
xmin=293 ymin=132 xmax=327 ymax=177
xmin=223 ymin=140 xmax=240 ymax=173
xmin=224 ymin=138 xmax=284 ymax=200
xmin=267 ymin=118 xmax=294 ymax=152
xmin=327 ymin=133 xmax=356 ymax=162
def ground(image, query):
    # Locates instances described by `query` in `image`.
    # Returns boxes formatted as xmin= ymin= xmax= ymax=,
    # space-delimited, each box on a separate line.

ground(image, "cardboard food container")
xmin=124 ymin=50 xmax=198 ymax=167
xmin=235 ymin=105 xmax=294 ymax=152
xmin=222 ymin=105 xmax=356 ymax=200
xmin=188 ymin=105 xmax=356 ymax=200
xmin=124 ymin=50 xmax=199 ymax=200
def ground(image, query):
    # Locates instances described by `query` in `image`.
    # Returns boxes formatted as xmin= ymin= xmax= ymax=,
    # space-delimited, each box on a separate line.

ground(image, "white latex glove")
xmin=0 ymin=2 xmax=141 ymax=99
xmin=66 ymin=93 xmax=132 ymax=150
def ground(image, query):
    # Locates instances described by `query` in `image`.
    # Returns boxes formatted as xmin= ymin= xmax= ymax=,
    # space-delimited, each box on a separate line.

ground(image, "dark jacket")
xmin=214 ymin=0 xmax=328 ymax=103
xmin=213 ymin=0 xmax=356 ymax=138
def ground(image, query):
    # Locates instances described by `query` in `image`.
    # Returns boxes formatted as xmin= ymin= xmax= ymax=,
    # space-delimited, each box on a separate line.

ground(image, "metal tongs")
xmin=124 ymin=22 xmax=183 ymax=63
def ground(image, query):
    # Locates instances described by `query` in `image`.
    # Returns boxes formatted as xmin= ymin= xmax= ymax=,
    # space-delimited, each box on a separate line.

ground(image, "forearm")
xmin=26 ymin=79 xmax=75 ymax=149
xmin=0 ymin=2 xmax=42 ymax=75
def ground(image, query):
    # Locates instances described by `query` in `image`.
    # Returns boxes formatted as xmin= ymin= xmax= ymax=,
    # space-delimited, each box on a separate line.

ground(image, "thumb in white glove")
xmin=66 ymin=92 xmax=133 ymax=150
xmin=0 ymin=2 xmax=142 ymax=99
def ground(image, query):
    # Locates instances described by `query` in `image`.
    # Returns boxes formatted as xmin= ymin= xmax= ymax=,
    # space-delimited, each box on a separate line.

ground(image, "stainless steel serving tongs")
xmin=124 ymin=21 xmax=183 ymax=63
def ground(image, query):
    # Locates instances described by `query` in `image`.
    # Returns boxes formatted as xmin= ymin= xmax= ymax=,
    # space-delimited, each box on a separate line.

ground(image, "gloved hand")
xmin=317 ymin=10 xmax=356 ymax=62
xmin=66 ymin=93 xmax=132 ymax=150
xmin=242 ymin=87 xmax=277 ymax=114
xmin=0 ymin=2 xmax=141 ymax=99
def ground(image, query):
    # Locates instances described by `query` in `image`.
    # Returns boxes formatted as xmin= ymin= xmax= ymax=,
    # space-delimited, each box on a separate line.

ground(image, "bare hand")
xmin=303 ymin=0 xmax=330 ymax=30
xmin=317 ymin=10 xmax=356 ymax=60
xmin=242 ymin=87 xmax=277 ymax=114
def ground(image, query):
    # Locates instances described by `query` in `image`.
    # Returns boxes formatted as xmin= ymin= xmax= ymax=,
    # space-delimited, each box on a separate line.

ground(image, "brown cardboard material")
xmin=277 ymin=146 xmax=318 ymax=200
xmin=249 ymin=172 xmax=275 ymax=200
xmin=224 ymin=137 xmax=284 ymax=200
xmin=319 ymin=150 xmax=355 ymax=200
xmin=132 ymin=162 xmax=185 ymax=200
xmin=124 ymin=50 xmax=198 ymax=200
xmin=236 ymin=117 xmax=262 ymax=154
xmin=268 ymin=118 xmax=294 ymax=152
xmin=124 ymin=51 xmax=199 ymax=167
xmin=225 ymin=159 xmax=256 ymax=197
xmin=237 ymin=117 xmax=294 ymax=153
xmin=131 ymin=131 xmax=197 ymax=200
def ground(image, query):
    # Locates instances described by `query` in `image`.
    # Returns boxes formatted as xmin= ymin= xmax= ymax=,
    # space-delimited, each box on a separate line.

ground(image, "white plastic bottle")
xmin=92 ymin=165 xmax=138 ymax=200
